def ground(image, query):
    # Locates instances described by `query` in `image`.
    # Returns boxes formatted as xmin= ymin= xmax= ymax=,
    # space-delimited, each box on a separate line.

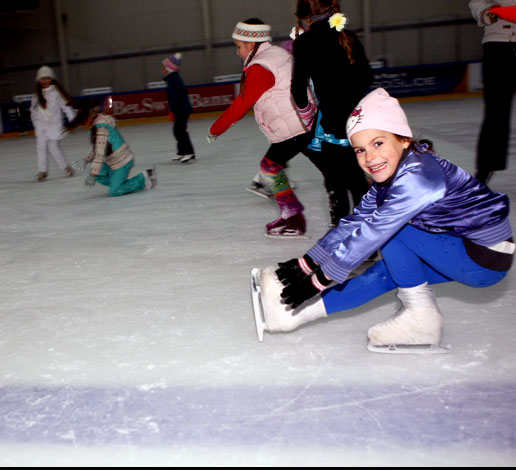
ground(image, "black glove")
xmin=280 ymin=269 xmax=333 ymax=309
xmin=276 ymin=254 xmax=318 ymax=287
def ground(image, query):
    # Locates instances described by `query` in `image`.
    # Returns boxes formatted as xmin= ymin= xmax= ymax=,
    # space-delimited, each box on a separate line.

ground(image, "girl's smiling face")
xmin=351 ymin=129 xmax=410 ymax=183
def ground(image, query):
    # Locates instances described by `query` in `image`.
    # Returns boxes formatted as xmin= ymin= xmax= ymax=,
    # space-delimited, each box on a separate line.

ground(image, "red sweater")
xmin=209 ymin=65 xmax=275 ymax=136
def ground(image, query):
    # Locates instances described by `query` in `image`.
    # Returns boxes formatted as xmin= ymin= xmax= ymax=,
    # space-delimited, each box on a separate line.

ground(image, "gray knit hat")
xmin=36 ymin=65 xmax=55 ymax=81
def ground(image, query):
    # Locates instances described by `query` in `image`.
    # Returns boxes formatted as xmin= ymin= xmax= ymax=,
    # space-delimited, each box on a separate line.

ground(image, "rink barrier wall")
xmin=0 ymin=61 xmax=486 ymax=137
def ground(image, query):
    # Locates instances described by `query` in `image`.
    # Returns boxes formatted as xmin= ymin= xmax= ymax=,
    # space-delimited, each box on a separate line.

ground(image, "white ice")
xmin=0 ymin=97 xmax=515 ymax=466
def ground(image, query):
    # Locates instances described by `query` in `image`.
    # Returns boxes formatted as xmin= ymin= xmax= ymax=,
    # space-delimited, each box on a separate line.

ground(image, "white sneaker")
xmin=179 ymin=154 xmax=196 ymax=164
xmin=367 ymin=283 xmax=443 ymax=348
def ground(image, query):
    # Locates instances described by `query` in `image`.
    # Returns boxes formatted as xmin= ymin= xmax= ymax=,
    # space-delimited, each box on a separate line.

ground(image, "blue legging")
xmin=322 ymin=225 xmax=509 ymax=315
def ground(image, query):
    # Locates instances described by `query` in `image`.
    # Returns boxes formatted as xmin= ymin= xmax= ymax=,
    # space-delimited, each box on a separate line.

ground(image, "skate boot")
xmin=36 ymin=172 xmax=48 ymax=182
xmin=367 ymin=282 xmax=449 ymax=354
xmin=246 ymin=180 xmax=272 ymax=199
xmin=144 ymin=166 xmax=157 ymax=190
xmin=251 ymin=266 xmax=327 ymax=341
xmin=179 ymin=154 xmax=196 ymax=164
xmin=265 ymin=213 xmax=307 ymax=239
xmin=65 ymin=167 xmax=75 ymax=177
xmin=172 ymin=154 xmax=182 ymax=163
xmin=247 ymin=172 xmax=296 ymax=199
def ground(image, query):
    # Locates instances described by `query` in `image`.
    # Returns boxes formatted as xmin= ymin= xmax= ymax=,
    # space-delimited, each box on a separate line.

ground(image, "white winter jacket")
xmin=30 ymin=85 xmax=76 ymax=140
xmin=470 ymin=0 xmax=516 ymax=43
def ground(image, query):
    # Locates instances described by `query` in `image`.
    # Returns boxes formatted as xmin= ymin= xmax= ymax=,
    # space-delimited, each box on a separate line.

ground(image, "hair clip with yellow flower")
xmin=289 ymin=26 xmax=305 ymax=40
xmin=329 ymin=12 xmax=347 ymax=32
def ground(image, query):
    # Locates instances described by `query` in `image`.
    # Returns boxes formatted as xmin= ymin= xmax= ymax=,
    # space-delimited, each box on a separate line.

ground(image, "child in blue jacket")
xmin=255 ymin=88 xmax=514 ymax=352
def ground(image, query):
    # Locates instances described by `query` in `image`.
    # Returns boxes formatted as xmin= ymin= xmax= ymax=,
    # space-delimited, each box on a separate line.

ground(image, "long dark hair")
xmin=295 ymin=0 xmax=356 ymax=64
xmin=238 ymin=18 xmax=266 ymax=95
xmin=65 ymin=98 xmax=97 ymax=130
xmin=35 ymin=79 xmax=73 ymax=109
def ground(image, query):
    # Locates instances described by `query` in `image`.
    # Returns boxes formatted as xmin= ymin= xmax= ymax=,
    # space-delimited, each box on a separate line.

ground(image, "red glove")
xmin=168 ymin=112 xmax=175 ymax=122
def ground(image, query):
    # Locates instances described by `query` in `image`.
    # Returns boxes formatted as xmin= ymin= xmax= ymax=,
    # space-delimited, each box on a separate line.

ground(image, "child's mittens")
xmin=297 ymin=101 xmax=317 ymax=131
xmin=84 ymin=175 xmax=96 ymax=187
xmin=72 ymin=159 xmax=88 ymax=171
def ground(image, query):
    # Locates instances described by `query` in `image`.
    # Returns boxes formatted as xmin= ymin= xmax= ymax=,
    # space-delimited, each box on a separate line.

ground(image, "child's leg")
xmin=108 ymin=161 xmax=145 ymax=197
xmin=260 ymin=156 xmax=303 ymax=219
xmin=260 ymin=139 xmax=304 ymax=220
xmin=36 ymin=136 xmax=49 ymax=173
xmin=306 ymin=143 xmax=356 ymax=225
xmin=173 ymin=113 xmax=195 ymax=156
xmin=94 ymin=163 xmax=112 ymax=187
xmin=47 ymin=140 xmax=69 ymax=170
xmin=322 ymin=260 xmax=397 ymax=314
xmin=381 ymin=225 xmax=507 ymax=288
xmin=321 ymin=225 xmax=507 ymax=315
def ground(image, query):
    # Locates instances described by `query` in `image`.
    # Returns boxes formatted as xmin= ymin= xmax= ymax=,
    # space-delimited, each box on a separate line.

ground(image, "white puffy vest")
xmin=250 ymin=42 xmax=309 ymax=143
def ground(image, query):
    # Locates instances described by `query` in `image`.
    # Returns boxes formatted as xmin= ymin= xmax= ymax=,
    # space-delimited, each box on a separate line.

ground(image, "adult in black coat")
xmin=291 ymin=0 xmax=373 ymax=226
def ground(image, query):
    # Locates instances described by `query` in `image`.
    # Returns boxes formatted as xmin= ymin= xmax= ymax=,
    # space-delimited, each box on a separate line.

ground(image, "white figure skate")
xmin=250 ymin=267 xmax=327 ymax=341
xmin=367 ymin=283 xmax=451 ymax=354
xmin=251 ymin=268 xmax=267 ymax=341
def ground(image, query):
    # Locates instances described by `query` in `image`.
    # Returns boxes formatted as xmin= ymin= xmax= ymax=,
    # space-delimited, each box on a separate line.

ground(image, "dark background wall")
xmin=0 ymin=0 xmax=482 ymax=102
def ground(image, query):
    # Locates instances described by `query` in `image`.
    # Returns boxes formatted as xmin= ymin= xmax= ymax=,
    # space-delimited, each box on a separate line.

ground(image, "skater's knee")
xmin=108 ymin=186 xmax=124 ymax=197
xmin=260 ymin=156 xmax=284 ymax=173
xmin=461 ymin=269 xmax=507 ymax=288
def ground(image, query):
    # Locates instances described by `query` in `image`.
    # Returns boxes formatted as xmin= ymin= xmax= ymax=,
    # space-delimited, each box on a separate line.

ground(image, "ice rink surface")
xmin=0 ymin=96 xmax=515 ymax=466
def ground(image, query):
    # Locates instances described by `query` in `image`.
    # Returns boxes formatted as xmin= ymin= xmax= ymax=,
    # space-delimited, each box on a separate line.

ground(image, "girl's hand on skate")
xmin=84 ymin=174 xmax=96 ymax=187
xmin=276 ymin=254 xmax=318 ymax=286
xmin=280 ymin=270 xmax=332 ymax=310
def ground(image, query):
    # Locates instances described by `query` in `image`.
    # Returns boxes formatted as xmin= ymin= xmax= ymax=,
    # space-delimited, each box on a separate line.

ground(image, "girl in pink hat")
xmin=252 ymin=88 xmax=514 ymax=353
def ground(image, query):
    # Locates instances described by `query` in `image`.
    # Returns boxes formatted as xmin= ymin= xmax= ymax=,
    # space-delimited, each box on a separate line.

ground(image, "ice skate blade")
xmin=251 ymin=268 xmax=267 ymax=342
xmin=246 ymin=186 xmax=272 ymax=199
xmin=367 ymin=343 xmax=451 ymax=354
xmin=264 ymin=233 xmax=310 ymax=240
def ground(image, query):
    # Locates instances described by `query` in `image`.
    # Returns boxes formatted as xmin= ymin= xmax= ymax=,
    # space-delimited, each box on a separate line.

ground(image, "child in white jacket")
xmin=30 ymin=65 xmax=76 ymax=181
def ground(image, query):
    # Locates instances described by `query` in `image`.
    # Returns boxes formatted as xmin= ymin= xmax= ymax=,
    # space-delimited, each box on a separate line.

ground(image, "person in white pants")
xmin=30 ymin=65 xmax=76 ymax=181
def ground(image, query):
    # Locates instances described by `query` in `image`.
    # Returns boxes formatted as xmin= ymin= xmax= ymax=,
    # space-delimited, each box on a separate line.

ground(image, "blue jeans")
xmin=322 ymin=225 xmax=509 ymax=315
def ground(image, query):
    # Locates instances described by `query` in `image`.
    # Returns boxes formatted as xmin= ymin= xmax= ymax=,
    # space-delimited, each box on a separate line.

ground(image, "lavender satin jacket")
xmin=308 ymin=143 xmax=512 ymax=283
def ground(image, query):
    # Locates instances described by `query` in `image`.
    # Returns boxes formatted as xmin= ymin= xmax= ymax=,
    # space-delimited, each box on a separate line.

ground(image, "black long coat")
xmin=291 ymin=20 xmax=373 ymax=139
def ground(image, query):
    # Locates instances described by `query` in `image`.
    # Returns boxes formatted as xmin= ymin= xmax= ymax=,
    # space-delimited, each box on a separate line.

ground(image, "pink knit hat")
xmin=346 ymin=88 xmax=413 ymax=140
xmin=162 ymin=53 xmax=182 ymax=74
